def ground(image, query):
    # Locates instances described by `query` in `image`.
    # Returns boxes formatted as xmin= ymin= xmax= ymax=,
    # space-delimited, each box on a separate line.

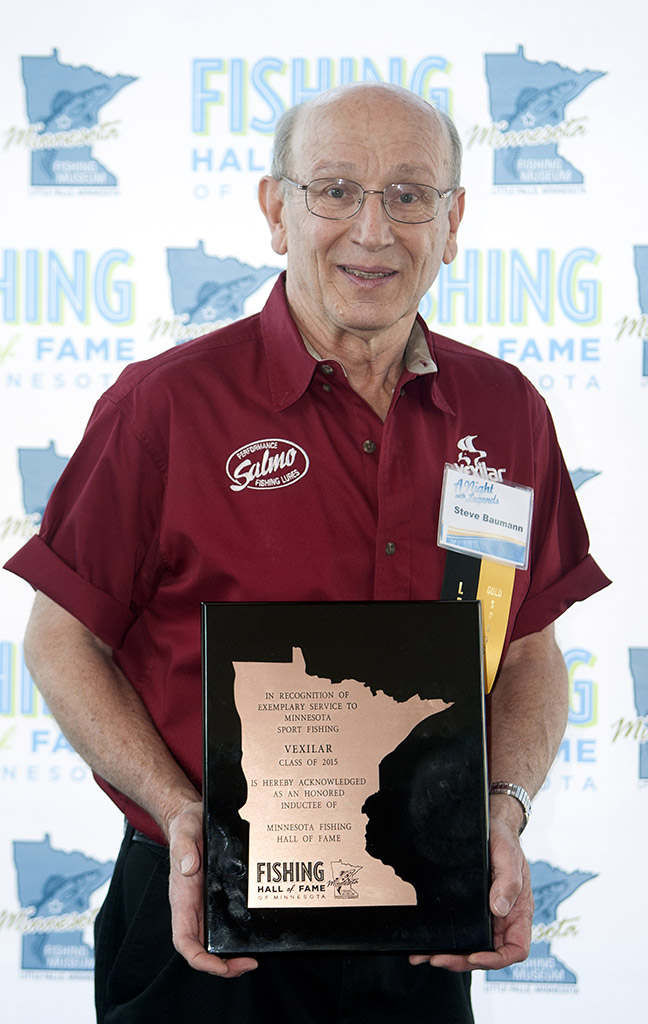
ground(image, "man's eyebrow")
xmin=308 ymin=161 xmax=357 ymax=178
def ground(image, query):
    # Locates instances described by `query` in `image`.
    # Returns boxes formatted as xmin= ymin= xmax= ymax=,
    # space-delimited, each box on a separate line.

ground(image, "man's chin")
xmin=331 ymin=305 xmax=410 ymax=338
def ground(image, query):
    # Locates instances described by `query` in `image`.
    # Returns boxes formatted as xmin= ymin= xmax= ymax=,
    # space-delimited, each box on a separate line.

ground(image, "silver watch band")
xmin=489 ymin=781 xmax=532 ymax=832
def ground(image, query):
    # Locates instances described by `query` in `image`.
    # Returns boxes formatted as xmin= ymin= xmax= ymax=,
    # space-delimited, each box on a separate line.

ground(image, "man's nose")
xmin=347 ymin=192 xmax=395 ymax=248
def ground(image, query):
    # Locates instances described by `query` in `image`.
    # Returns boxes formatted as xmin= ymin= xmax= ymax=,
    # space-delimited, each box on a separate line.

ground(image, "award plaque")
xmin=202 ymin=601 xmax=492 ymax=956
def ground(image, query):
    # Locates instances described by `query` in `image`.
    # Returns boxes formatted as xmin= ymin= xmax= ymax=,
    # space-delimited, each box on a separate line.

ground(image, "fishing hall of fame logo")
xmin=5 ymin=48 xmax=137 ymax=190
xmin=329 ymin=859 xmax=362 ymax=899
xmin=468 ymin=45 xmax=606 ymax=189
xmin=6 ymin=834 xmax=114 ymax=973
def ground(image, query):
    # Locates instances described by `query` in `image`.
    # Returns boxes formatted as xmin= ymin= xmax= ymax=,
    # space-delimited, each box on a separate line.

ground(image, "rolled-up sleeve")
xmin=510 ymin=390 xmax=610 ymax=641
xmin=4 ymin=393 xmax=166 ymax=650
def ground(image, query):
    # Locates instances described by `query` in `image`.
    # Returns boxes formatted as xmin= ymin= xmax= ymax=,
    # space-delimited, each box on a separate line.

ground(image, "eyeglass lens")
xmin=305 ymin=179 xmax=441 ymax=223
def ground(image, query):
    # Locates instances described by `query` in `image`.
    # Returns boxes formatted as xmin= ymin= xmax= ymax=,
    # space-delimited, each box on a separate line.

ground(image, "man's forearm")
xmin=24 ymin=592 xmax=258 ymax=978
xmin=24 ymin=591 xmax=199 ymax=840
xmin=487 ymin=622 xmax=569 ymax=831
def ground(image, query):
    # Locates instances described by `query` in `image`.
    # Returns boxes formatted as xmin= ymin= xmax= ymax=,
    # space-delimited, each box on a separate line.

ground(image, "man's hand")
xmin=409 ymin=817 xmax=534 ymax=972
xmin=22 ymin=596 xmax=259 ymax=980
xmin=167 ymin=801 xmax=259 ymax=978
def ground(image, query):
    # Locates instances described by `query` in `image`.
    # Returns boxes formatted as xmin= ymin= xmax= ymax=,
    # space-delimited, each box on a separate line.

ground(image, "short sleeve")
xmin=510 ymin=392 xmax=610 ymax=640
xmin=4 ymin=395 xmax=166 ymax=649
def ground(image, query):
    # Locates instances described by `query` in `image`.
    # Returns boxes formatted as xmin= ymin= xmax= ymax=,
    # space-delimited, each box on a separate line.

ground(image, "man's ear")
xmin=442 ymin=187 xmax=466 ymax=265
xmin=259 ymin=176 xmax=288 ymax=255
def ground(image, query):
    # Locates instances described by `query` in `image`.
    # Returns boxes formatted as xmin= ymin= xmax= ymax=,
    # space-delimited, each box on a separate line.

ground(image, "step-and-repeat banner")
xmin=1 ymin=3 xmax=645 ymax=1021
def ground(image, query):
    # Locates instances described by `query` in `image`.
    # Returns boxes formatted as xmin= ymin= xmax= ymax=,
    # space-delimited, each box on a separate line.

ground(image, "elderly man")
xmin=5 ymin=83 xmax=608 ymax=1023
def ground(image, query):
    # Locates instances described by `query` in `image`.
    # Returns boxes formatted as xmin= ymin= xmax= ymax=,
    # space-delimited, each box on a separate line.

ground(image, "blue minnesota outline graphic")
xmin=13 ymin=834 xmax=114 ymax=971
xmin=484 ymin=45 xmax=605 ymax=186
xmin=17 ymin=441 xmax=69 ymax=520
xmin=633 ymin=247 xmax=648 ymax=378
xmin=166 ymin=242 xmax=280 ymax=326
xmin=21 ymin=48 xmax=137 ymax=186
xmin=629 ymin=648 xmax=648 ymax=780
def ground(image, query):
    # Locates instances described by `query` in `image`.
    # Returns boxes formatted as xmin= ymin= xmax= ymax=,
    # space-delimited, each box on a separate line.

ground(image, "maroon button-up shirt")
xmin=5 ymin=275 xmax=609 ymax=841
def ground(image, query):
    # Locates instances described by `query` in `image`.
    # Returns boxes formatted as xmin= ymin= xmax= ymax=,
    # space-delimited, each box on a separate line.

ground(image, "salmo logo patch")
xmin=226 ymin=438 xmax=309 ymax=492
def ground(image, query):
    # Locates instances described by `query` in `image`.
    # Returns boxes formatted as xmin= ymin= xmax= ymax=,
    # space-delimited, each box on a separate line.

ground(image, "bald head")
xmin=271 ymin=83 xmax=462 ymax=190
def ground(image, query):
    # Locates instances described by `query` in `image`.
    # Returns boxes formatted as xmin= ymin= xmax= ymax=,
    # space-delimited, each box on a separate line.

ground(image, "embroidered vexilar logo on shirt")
xmin=454 ymin=435 xmax=506 ymax=481
xmin=226 ymin=439 xmax=310 ymax=492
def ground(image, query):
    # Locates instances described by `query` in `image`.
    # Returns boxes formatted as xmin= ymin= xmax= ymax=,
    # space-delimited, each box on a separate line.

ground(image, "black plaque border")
xmin=202 ymin=601 xmax=492 ymax=956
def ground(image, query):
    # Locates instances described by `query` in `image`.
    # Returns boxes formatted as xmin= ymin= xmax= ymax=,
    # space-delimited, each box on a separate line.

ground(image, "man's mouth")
xmin=340 ymin=266 xmax=395 ymax=280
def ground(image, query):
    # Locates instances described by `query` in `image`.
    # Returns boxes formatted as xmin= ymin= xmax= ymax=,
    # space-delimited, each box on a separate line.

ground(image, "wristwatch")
xmin=489 ymin=781 xmax=532 ymax=833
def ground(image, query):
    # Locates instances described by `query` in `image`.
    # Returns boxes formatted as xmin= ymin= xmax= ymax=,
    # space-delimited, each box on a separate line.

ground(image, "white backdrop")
xmin=1 ymin=3 xmax=646 ymax=1021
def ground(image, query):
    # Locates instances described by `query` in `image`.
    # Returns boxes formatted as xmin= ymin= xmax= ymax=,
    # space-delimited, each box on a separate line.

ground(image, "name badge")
xmin=438 ymin=464 xmax=534 ymax=570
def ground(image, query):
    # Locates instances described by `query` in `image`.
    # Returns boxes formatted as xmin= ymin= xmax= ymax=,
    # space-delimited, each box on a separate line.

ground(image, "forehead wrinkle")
xmin=309 ymin=161 xmax=441 ymax=184
xmin=294 ymin=98 xmax=452 ymax=186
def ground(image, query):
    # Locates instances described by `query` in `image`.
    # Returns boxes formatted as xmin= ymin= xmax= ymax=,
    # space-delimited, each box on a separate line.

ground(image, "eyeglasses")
xmin=282 ymin=176 xmax=454 ymax=224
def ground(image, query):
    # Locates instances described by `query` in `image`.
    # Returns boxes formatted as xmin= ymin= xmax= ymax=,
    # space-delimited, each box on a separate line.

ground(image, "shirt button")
xmin=322 ymin=382 xmax=332 ymax=392
xmin=385 ymin=542 xmax=396 ymax=556
xmin=362 ymin=440 xmax=376 ymax=454
xmin=320 ymin=364 xmax=334 ymax=375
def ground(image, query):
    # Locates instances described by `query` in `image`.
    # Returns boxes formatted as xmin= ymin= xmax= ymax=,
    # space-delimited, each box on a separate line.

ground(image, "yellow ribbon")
xmin=476 ymin=560 xmax=515 ymax=692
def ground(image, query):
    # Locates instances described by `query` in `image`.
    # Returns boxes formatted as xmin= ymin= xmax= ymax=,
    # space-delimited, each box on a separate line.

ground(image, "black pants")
xmin=95 ymin=826 xmax=474 ymax=1024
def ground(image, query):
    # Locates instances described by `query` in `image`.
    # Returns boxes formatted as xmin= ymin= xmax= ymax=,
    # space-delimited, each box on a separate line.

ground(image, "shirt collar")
xmin=404 ymin=320 xmax=438 ymax=376
xmin=301 ymin=319 xmax=437 ymax=377
xmin=261 ymin=273 xmax=454 ymax=414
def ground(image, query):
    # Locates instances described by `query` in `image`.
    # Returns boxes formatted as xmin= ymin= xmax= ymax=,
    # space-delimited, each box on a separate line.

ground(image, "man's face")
xmin=261 ymin=87 xmax=465 ymax=347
